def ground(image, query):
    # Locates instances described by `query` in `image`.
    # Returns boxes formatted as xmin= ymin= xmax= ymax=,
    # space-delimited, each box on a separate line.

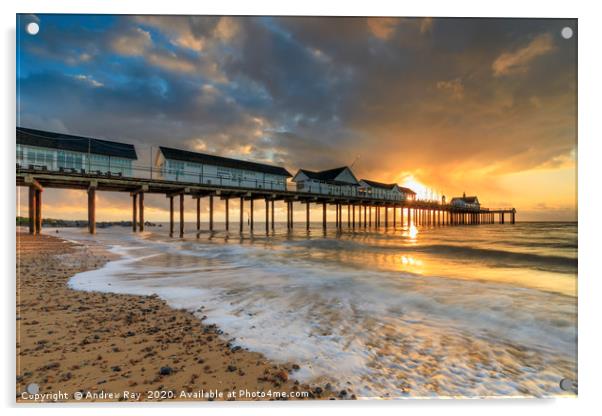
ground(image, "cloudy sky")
xmin=17 ymin=15 xmax=577 ymax=221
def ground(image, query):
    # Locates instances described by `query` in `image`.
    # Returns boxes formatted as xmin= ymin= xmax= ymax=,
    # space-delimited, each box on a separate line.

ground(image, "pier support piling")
xmin=179 ymin=193 xmax=184 ymax=238
xmin=138 ymin=192 xmax=144 ymax=232
xmin=306 ymin=202 xmax=310 ymax=230
xmin=209 ymin=195 xmax=214 ymax=231
xmin=87 ymin=187 xmax=96 ymax=234
xmin=322 ymin=203 xmax=327 ymax=230
xmin=132 ymin=193 xmax=138 ymax=232
xmin=28 ymin=186 xmax=36 ymax=235
xmin=250 ymin=199 xmax=254 ymax=231
xmin=265 ymin=198 xmax=269 ymax=234
xmin=225 ymin=198 xmax=230 ymax=231
xmin=169 ymin=196 xmax=174 ymax=237
xmin=239 ymin=197 xmax=244 ymax=233
xmin=196 ymin=197 xmax=201 ymax=233
xmin=385 ymin=206 xmax=389 ymax=228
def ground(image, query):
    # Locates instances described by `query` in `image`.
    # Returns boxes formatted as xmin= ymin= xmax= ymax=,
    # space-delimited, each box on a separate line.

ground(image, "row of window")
xmin=161 ymin=160 xmax=285 ymax=186
xmin=17 ymin=145 xmax=133 ymax=176
xmin=297 ymin=180 xmax=412 ymax=200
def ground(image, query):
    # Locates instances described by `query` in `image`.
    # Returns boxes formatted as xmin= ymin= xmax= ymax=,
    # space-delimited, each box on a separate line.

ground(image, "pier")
xmin=17 ymin=167 xmax=516 ymax=236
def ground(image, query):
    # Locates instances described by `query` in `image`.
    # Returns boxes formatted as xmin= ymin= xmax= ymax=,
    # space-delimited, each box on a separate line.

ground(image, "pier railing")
xmin=17 ymin=161 xmax=439 ymax=204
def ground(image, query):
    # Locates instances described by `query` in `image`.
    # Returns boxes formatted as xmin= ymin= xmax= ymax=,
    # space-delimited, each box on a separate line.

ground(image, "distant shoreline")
xmin=16 ymin=216 xmax=159 ymax=229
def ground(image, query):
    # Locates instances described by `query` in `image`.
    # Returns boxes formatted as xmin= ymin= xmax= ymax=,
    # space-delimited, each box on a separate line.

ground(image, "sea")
xmin=57 ymin=220 xmax=577 ymax=398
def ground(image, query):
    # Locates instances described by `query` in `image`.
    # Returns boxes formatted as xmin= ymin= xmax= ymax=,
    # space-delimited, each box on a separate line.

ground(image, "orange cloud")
xmin=111 ymin=27 xmax=152 ymax=56
xmin=367 ymin=17 xmax=399 ymax=40
xmin=492 ymin=33 xmax=555 ymax=76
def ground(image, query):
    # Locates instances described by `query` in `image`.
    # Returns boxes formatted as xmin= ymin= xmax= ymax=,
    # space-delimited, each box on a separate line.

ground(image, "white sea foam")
xmin=66 ymin=224 xmax=577 ymax=398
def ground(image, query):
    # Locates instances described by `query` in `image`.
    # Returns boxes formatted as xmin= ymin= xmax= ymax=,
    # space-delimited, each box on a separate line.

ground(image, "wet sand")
xmin=16 ymin=232 xmax=342 ymax=402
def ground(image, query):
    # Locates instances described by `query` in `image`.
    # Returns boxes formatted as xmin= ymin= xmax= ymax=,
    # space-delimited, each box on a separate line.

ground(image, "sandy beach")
xmin=16 ymin=232 xmax=341 ymax=402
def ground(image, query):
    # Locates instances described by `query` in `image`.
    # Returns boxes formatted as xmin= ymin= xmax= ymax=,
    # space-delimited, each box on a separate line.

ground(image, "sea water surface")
xmin=63 ymin=221 xmax=577 ymax=398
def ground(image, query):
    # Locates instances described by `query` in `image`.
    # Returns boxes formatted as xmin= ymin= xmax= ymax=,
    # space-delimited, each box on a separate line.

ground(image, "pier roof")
xmin=360 ymin=179 xmax=398 ymax=190
xmin=158 ymin=146 xmax=292 ymax=177
xmin=296 ymin=166 xmax=359 ymax=184
xmin=17 ymin=127 xmax=138 ymax=159
xmin=451 ymin=196 xmax=479 ymax=203
xmin=398 ymin=186 xmax=417 ymax=195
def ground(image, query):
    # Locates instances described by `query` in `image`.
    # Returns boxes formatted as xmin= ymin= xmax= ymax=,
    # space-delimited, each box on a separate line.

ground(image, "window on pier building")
xmin=16 ymin=145 xmax=24 ymax=163
xmin=25 ymin=146 xmax=55 ymax=169
xmin=217 ymin=167 xmax=232 ymax=179
xmin=88 ymin=154 xmax=110 ymax=172
xmin=168 ymin=160 xmax=185 ymax=179
xmin=109 ymin=157 xmax=132 ymax=176
xmin=57 ymin=150 xmax=83 ymax=170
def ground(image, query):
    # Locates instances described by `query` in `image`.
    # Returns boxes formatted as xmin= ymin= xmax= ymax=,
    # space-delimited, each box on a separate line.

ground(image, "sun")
xmin=397 ymin=173 xmax=435 ymax=201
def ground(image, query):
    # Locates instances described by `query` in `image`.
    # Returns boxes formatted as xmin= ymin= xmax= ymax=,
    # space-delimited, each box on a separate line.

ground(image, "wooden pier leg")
xmin=286 ymin=201 xmax=290 ymax=230
xmin=132 ymin=193 xmax=138 ymax=232
xmin=393 ymin=206 xmax=397 ymax=228
xmin=306 ymin=202 xmax=310 ymax=230
xmin=322 ymin=203 xmax=327 ymax=230
xmin=28 ymin=186 xmax=36 ymax=235
xmin=88 ymin=188 xmax=96 ymax=234
xmin=512 ymin=211 xmax=515 ymax=224
xmin=250 ymin=199 xmax=254 ymax=231
xmin=139 ymin=192 xmax=144 ymax=231
xmin=239 ymin=197 xmax=244 ymax=233
xmin=290 ymin=201 xmax=294 ymax=229
xmin=196 ymin=197 xmax=201 ymax=233
xmin=400 ymin=207 xmax=405 ymax=227
xmin=265 ymin=198 xmax=269 ymax=234
xmin=169 ymin=196 xmax=174 ymax=237
xmin=209 ymin=195 xmax=214 ymax=231
xmin=34 ymin=190 xmax=42 ymax=234
xmin=225 ymin=198 xmax=230 ymax=231
xmin=385 ymin=206 xmax=389 ymax=228
xmin=179 ymin=193 xmax=184 ymax=238
xmin=271 ymin=200 xmax=275 ymax=231
xmin=352 ymin=205 xmax=356 ymax=228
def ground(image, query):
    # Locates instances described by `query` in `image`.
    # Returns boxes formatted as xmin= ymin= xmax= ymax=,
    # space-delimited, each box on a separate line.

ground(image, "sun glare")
xmin=398 ymin=174 xmax=433 ymax=201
